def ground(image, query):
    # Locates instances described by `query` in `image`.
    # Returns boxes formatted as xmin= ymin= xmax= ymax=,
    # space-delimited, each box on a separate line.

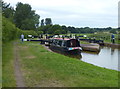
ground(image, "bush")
xmin=18 ymin=30 xmax=38 ymax=39
xmin=2 ymin=16 xmax=38 ymax=42
xmin=2 ymin=16 xmax=18 ymax=42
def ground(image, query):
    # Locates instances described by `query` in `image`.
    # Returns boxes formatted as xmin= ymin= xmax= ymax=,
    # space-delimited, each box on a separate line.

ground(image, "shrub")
xmin=2 ymin=16 xmax=38 ymax=42
xmin=2 ymin=16 xmax=17 ymax=42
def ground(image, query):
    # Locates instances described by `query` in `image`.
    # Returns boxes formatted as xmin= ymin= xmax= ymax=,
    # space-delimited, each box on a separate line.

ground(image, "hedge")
xmin=2 ymin=16 xmax=38 ymax=43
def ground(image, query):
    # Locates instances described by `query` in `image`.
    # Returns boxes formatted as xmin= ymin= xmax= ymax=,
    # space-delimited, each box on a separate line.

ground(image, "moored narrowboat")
xmin=49 ymin=38 xmax=82 ymax=55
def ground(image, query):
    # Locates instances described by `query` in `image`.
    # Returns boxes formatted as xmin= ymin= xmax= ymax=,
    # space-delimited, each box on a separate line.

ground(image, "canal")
xmin=80 ymin=47 xmax=119 ymax=71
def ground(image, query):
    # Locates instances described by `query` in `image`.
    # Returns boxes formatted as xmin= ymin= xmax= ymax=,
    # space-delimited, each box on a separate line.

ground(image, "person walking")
xmin=111 ymin=34 xmax=115 ymax=44
xmin=21 ymin=34 xmax=24 ymax=43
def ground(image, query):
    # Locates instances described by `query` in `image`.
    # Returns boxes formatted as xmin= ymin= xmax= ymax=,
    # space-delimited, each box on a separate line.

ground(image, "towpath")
xmin=14 ymin=42 xmax=25 ymax=87
xmin=104 ymin=42 xmax=120 ymax=48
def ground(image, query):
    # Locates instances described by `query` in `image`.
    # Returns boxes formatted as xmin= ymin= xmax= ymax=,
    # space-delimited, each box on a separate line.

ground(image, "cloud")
xmin=4 ymin=0 xmax=119 ymax=28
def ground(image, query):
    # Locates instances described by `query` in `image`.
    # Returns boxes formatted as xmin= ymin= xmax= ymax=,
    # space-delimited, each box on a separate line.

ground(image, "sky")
xmin=3 ymin=0 xmax=119 ymax=28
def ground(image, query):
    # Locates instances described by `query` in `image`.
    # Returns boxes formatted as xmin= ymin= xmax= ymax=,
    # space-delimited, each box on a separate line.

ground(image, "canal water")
xmin=80 ymin=47 xmax=119 ymax=71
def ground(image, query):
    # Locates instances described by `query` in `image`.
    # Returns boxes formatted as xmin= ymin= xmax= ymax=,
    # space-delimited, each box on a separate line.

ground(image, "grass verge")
xmin=18 ymin=41 xmax=118 ymax=87
xmin=2 ymin=41 xmax=16 ymax=87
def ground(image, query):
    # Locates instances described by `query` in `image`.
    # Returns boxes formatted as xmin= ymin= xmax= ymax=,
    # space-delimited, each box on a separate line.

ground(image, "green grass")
xmin=2 ymin=41 xmax=16 ymax=87
xmin=80 ymin=41 xmax=90 ymax=44
xmin=66 ymin=33 xmax=120 ymax=44
xmin=17 ymin=41 xmax=118 ymax=87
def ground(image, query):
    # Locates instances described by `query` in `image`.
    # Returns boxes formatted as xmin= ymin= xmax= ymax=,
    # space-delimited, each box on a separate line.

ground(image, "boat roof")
xmin=51 ymin=38 xmax=76 ymax=41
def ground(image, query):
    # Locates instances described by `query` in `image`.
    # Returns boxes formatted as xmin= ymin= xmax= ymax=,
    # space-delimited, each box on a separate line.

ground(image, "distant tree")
xmin=54 ymin=30 xmax=61 ymax=34
xmin=14 ymin=2 xmax=40 ymax=30
xmin=84 ymin=27 xmax=95 ymax=33
xmin=45 ymin=18 xmax=52 ymax=25
xmin=43 ymin=25 xmax=52 ymax=34
xmin=41 ymin=19 xmax=44 ymax=26
xmin=67 ymin=26 xmax=77 ymax=33
xmin=110 ymin=29 xmax=117 ymax=34
xmin=48 ymin=24 xmax=64 ymax=34
xmin=76 ymin=28 xmax=81 ymax=33
xmin=84 ymin=27 xmax=89 ymax=29
xmin=61 ymin=25 xmax=68 ymax=34
xmin=37 ymin=25 xmax=52 ymax=34
xmin=106 ymin=27 xmax=112 ymax=30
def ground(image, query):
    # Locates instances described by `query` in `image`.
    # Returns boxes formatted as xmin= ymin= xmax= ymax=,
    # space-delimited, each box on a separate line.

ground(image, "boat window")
xmin=58 ymin=40 xmax=62 ymax=46
xmin=52 ymin=39 xmax=57 ymax=45
xmin=55 ymin=40 xmax=59 ymax=45
xmin=67 ymin=39 xmax=80 ymax=47
xmin=62 ymin=41 xmax=67 ymax=47
xmin=61 ymin=41 xmax=64 ymax=47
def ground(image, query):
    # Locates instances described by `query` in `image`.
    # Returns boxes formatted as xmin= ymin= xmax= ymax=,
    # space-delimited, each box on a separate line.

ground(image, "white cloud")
xmin=3 ymin=0 xmax=119 ymax=28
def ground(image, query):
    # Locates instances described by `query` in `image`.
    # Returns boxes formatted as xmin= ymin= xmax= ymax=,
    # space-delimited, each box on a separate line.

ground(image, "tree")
xmin=106 ymin=27 xmax=112 ymax=30
xmin=2 ymin=1 xmax=14 ymax=22
xmin=33 ymin=13 xmax=40 ymax=28
xmin=48 ymin=24 xmax=64 ymax=34
xmin=37 ymin=25 xmax=52 ymax=34
xmin=41 ymin=19 xmax=44 ymax=26
xmin=61 ymin=25 xmax=68 ymax=34
xmin=67 ymin=26 xmax=76 ymax=33
xmin=2 ymin=1 xmax=10 ymax=12
xmin=110 ymin=29 xmax=117 ymax=34
xmin=45 ymin=18 xmax=52 ymax=25
xmin=43 ymin=25 xmax=52 ymax=34
xmin=14 ymin=2 xmax=40 ymax=30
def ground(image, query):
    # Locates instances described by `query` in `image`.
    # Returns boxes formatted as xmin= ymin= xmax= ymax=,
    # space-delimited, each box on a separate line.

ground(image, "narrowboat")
xmin=49 ymin=38 xmax=82 ymax=55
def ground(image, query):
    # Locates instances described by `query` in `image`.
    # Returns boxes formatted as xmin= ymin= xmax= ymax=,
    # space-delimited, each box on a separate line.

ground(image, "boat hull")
xmin=49 ymin=45 xmax=81 ymax=55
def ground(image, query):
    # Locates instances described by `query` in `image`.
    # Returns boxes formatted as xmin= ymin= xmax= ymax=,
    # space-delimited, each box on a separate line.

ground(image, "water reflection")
xmin=81 ymin=50 xmax=100 ymax=55
xmin=81 ymin=47 xmax=119 ymax=71
xmin=111 ymin=48 xmax=115 ymax=55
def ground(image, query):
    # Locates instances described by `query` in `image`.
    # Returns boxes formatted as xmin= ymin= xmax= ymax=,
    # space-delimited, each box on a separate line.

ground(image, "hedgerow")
xmin=2 ymin=16 xmax=37 ymax=42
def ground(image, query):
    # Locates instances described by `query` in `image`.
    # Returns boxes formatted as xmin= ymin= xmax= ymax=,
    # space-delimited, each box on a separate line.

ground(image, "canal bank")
xmin=17 ymin=41 xmax=118 ymax=87
xmin=103 ymin=42 xmax=120 ymax=49
xmin=26 ymin=39 xmax=119 ymax=71
xmin=44 ymin=43 xmax=119 ymax=71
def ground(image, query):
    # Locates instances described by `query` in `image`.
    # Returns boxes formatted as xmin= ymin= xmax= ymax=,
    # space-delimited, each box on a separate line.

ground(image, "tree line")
xmin=38 ymin=25 xmax=119 ymax=35
xmin=2 ymin=0 xmax=119 ymax=42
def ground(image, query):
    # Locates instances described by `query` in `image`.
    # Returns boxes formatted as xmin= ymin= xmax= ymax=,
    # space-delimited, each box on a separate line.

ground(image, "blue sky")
xmin=4 ymin=0 xmax=119 ymax=28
